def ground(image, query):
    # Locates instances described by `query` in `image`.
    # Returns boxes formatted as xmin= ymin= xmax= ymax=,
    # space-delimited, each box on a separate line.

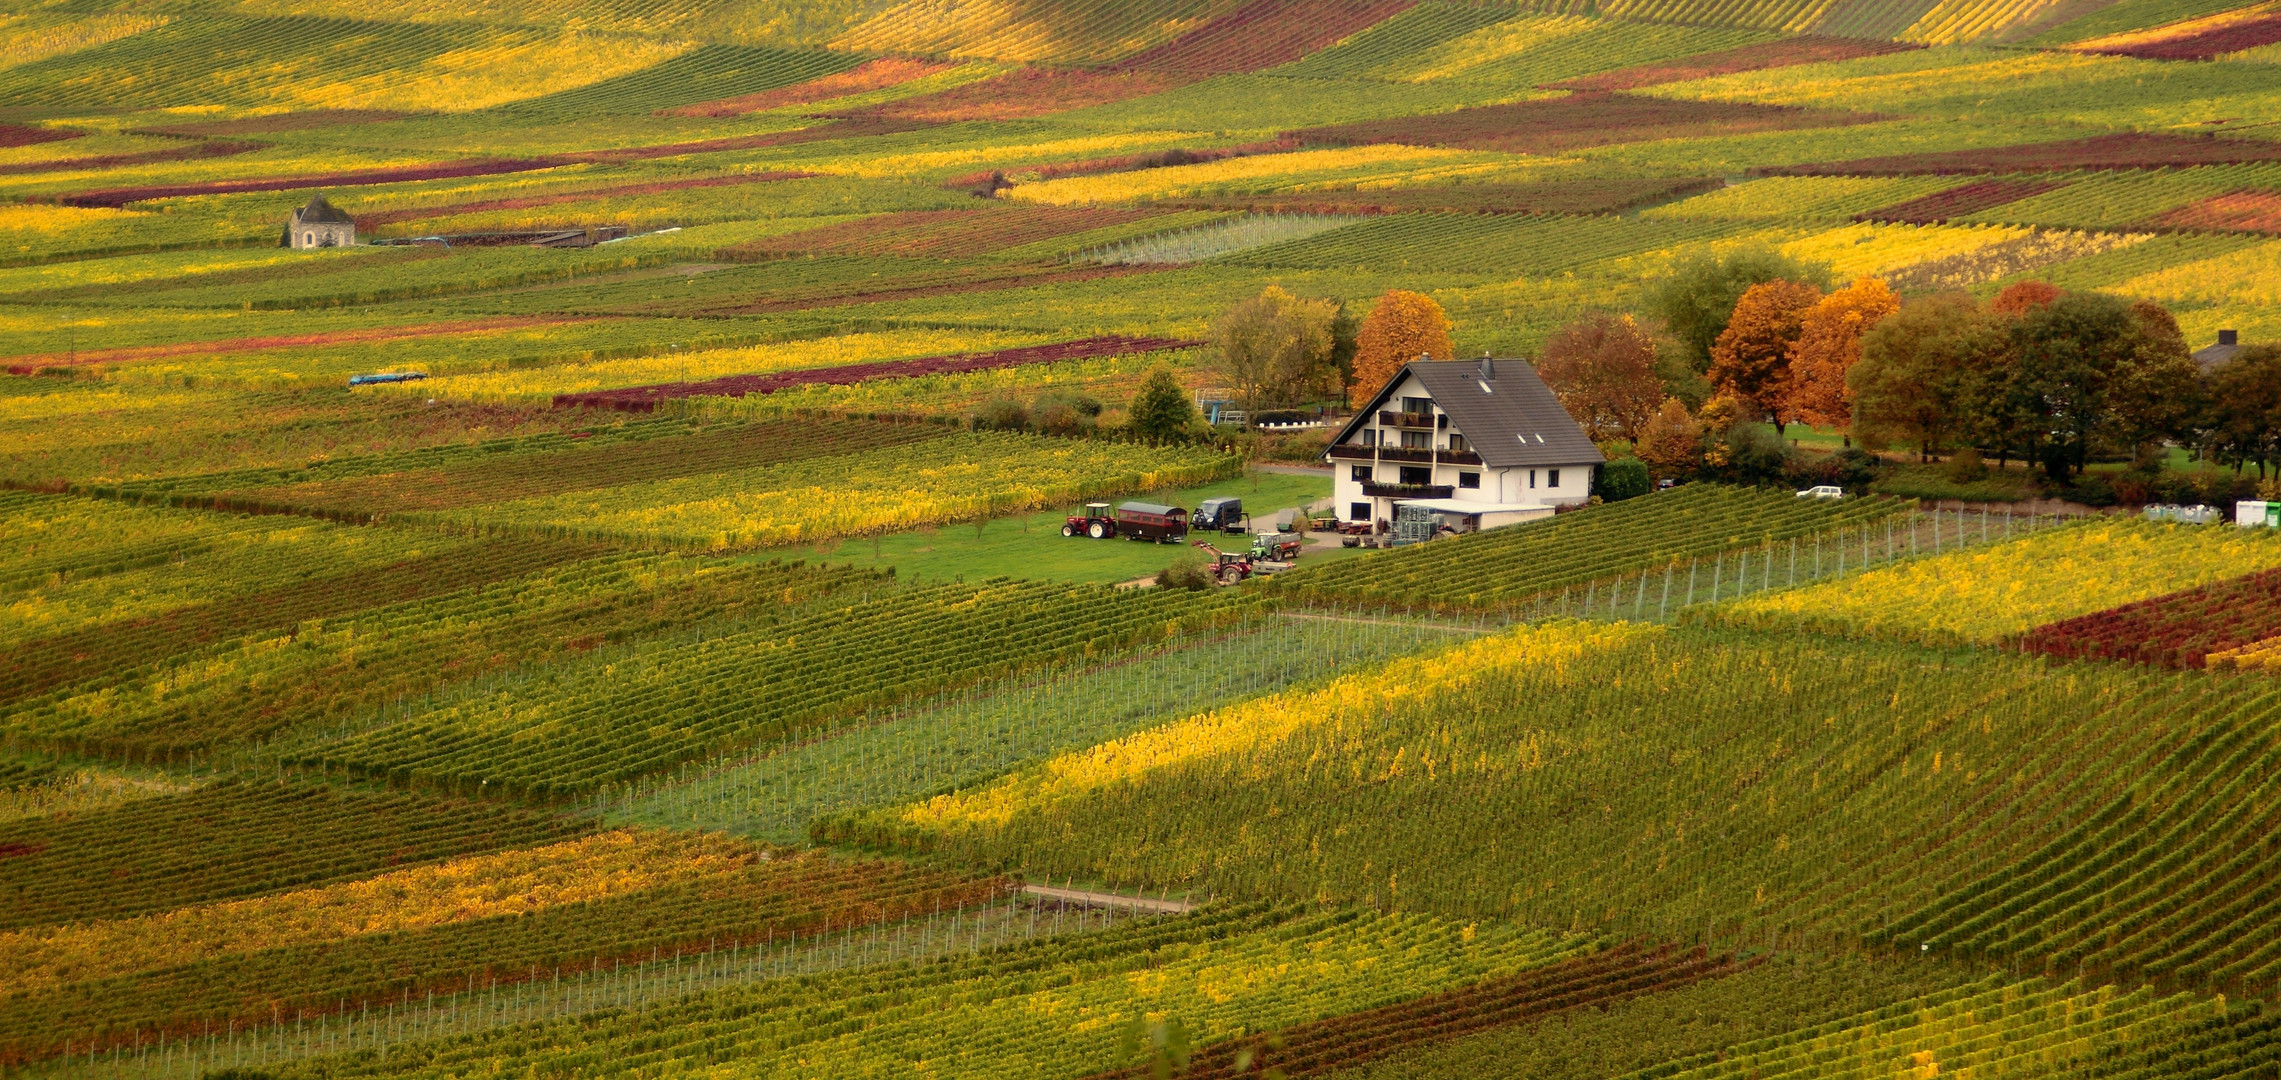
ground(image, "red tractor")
xmin=1190 ymin=541 xmax=1261 ymax=586
xmin=1063 ymin=502 xmax=1116 ymax=539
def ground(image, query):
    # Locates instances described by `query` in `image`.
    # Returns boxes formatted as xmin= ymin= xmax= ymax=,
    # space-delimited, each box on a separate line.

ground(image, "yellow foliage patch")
xmin=0 ymin=829 xmax=755 ymax=991
xmin=898 ymin=620 xmax=1657 ymax=832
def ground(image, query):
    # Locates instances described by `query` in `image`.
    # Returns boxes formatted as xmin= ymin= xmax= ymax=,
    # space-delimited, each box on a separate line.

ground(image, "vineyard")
xmin=10 ymin=0 xmax=2281 ymax=1075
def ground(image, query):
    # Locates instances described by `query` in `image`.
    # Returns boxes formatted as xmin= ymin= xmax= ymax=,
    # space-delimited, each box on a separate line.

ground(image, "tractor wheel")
xmin=1088 ymin=522 xmax=1108 ymax=539
xmin=1220 ymin=566 xmax=1244 ymax=586
xmin=1061 ymin=524 xmax=1076 ymax=537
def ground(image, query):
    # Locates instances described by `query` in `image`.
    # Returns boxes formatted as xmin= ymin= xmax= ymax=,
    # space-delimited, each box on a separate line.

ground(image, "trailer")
xmin=1115 ymin=501 xmax=1188 ymax=543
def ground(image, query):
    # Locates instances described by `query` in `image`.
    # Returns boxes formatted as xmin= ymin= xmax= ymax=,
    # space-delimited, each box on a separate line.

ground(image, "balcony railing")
xmin=1377 ymin=411 xmax=1441 ymax=429
xmin=1363 ymin=482 xmax=1454 ymax=499
xmin=1327 ymin=445 xmax=1480 ymax=465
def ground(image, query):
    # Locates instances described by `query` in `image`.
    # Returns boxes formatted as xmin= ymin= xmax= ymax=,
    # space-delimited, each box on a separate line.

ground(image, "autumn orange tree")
xmin=1709 ymin=279 xmax=1822 ymax=434
xmin=1349 ymin=290 xmax=1454 ymax=406
xmin=1786 ymin=277 xmax=1899 ymax=437
xmin=1535 ymin=313 xmax=1663 ymax=441
xmin=1990 ymin=280 xmax=2061 ymax=316
xmin=1635 ymin=397 xmax=1704 ymax=479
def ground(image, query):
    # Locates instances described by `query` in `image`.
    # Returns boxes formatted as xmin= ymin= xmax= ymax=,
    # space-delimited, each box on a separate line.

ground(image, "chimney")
xmin=2220 ymin=329 xmax=2239 ymax=346
xmin=1479 ymin=355 xmax=1494 ymax=380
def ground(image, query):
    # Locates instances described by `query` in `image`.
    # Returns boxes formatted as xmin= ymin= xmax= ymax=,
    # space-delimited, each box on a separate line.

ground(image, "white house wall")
xmin=1329 ymin=372 xmax=1594 ymax=525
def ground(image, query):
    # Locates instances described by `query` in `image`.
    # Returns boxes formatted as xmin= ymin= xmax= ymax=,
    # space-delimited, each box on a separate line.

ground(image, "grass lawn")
xmin=813 ymin=468 xmax=1359 ymax=584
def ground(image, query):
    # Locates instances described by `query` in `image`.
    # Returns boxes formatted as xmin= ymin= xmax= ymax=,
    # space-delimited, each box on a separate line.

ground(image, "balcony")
xmin=1377 ymin=410 xmax=1441 ymax=429
xmin=1326 ymin=444 xmax=1479 ymax=465
xmin=1363 ymin=482 xmax=1454 ymax=499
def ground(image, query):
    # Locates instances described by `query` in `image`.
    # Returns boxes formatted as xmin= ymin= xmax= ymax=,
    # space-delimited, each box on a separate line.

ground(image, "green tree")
xmin=1650 ymin=245 xmax=1832 ymax=373
xmin=2108 ymin=301 xmax=2203 ymax=456
xmin=2206 ymin=344 xmax=2281 ymax=478
xmin=1993 ymin=292 xmax=2143 ymax=481
xmin=1210 ymin=285 xmax=1339 ymax=412
xmin=1127 ymin=365 xmax=1196 ymax=444
xmin=1852 ymin=293 xmax=2009 ymax=462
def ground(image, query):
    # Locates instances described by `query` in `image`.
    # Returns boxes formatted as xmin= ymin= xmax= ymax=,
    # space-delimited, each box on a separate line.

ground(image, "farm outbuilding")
xmin=282 ymin=194 xmax=356 ymax=249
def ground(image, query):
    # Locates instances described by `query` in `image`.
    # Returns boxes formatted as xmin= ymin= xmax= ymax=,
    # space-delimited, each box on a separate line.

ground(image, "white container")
xmin=2237 ymin=501 xmax=2280 ymax=527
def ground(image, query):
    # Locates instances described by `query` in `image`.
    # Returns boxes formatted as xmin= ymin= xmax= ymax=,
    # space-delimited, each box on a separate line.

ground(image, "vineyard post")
xmin=1659 ymin=565 xmax=1672 ymax=621
xmin=1788 ymin=539 xmax=1796 ymax=589
xmin=1686 ymin=562 xmax=1697 ymax=606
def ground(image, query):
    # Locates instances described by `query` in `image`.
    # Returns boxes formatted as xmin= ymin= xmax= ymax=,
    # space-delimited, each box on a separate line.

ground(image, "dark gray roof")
xmin=294 ymin=195 xmax=354 ymax=225
xmin=1330 ymin=359 xmax=1604 ymax=469
xmin=2194 ymin=342 xmax=2241 ymax=371
xmin=1117 ymin=501 xmax=1185 ymax=516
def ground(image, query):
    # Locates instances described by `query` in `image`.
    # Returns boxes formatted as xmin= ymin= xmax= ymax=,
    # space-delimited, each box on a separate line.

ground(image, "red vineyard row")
xmin=2156 ymin=189 xmax=2281 ymax=233
xmin=2019 ymin=566 xmax=2281 ymax=669
xmin=1552 ymin=35 xmax=1920 ymax=91
xmin=1293 ymin=92 xmax=1881 ymax=156
xmin=2086 ymin=13 xmax=2281 ymax=61
xmin=0 ymin=122 xmax=78 ymax=148
xmin=725 ymin=205 xmax=1167 ymax=259
xmin=1856 ymin=177 xmax=2068 ymax=223
xmin=1108 ymin=0 xmax=1416 ymax=75
xmin=553 ymin=335 xmax=1200 ymax=412
xmin=662 ymin=57 xmax=958 ymax=118
xmin=1763 ymin=131 xmax=2281 ymax=177
xmin=357 ymin=172 xmax=815 ymax=230
xmin=1081 ymin=943 xmax=1747 ymax=1080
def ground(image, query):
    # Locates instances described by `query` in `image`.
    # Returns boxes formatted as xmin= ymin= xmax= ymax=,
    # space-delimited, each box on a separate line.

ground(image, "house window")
xmin=1361 ymin=429 xmax=1377 ymax=447
xmin=1529 ymin=470 xmax=1536 ymax=489
xmin=1446 ymin=434 xmax=1467 ymax=452
xmin=1399 ymin=466 xmax=1432 ymax=486
xmin=1399 ymin=430 xmax=1429 ymax=450
xmin=1401 ymin=396 xmax=1432 ymax=415
xmin=303 ymin=233 xmax=314 ymax=246
xmin=1548 ymin=469 xmax=1561 ymax=488
xmin=1350 ymin=502 xmax=1371 ymax=522
xmin=1350 ymin=465 xmax=1371 ymax=482
xmin=1459 ymin=472 xmax=1480 ymax=489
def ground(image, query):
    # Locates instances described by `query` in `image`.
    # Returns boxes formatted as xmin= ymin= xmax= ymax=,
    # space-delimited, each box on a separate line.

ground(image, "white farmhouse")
xmin=1325 ymin=358 xmax=1604 ymax=534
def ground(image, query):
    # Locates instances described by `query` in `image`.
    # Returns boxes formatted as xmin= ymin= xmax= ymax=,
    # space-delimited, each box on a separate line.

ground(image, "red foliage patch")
xmin=567 ymin=117 xmax=936 ymax=161
xmin=1163 ymin=176 xmax=1722 ymax=215
xmin=727 ymin=205 xmax=1167 ymax=259
xmin=1551 ymin=36 xmax=1922 ymax=91
xmin=1 ymin=139 xmax=261 ymax=180
xmin=49 ymin=120 xmax=924 ymax=207
xmin=2155 ymin=189 xmax=2281 ymax=232
xmin=1763 ymin=132 xmax=2281 ymax=176
xmin=357 ymin=172 xmax=814 ymax=230
xmin=555 ymin=335 xmax=1200 ymax=411
xmin=1855 ymin=178 xmax=2068 ymax=223
xmin=1294 ymin=92 xmax=1881 ymax=155
xmin=136 ymin=111 xmax=413 ymax=137
xmin=942 ymin=140 xmax=1296 ymax=189
xmin=1078 ymin=944 xmax=1749 ymax=1080
xmin=4 ymin=315 xmax=593 ymax=371
xmin=55 ymin=158 xmax=557 ymax=208
xmin=2087 ymin=13 xmax=2281 ymax=60
xmin=0 ymin=123 xmax=78 ymax=148
xmin=2019 ymin=567 xmax=2281 ymax=668
xmin=1111 ymin=0 xmax=1417 ymax=74
xmin=0 ymin=843 xmax=44 ymax=861
xmin=660 ymin=57 xmax=958 ymax=118
xmin=854 ymin=69 xmax=1197 ymax=123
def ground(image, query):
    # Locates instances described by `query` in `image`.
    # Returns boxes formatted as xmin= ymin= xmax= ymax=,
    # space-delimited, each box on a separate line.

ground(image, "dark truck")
xmin=1115 ymin=501 xmax=1188 ymax=543
xmin=1192 ymin=496 xmax=1248 ymax=535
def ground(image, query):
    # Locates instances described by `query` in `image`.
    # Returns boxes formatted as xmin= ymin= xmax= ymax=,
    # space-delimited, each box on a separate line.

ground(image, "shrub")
xmin=1599 ymin=457 xmax=1651 ymax=501
xmin=971 ymin=398 xmax=1030 ymax=432
xmin=1157 ymin=550 xmax=1214 ymax=591
xmin=1946 ymin=447 xmax=1986 ymax=482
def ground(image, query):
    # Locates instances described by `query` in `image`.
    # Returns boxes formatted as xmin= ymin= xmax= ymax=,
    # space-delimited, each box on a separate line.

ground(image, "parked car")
xmin=1193 ymin=496 xmax=1248 ymax=535
xmin=1797 ymin=485 xmax=1845 ymax=499
xmin=1063 ymin=502 xmax=1117 ymax=539
xmin=1115 ymin=501 xmax=1188 ymax=543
